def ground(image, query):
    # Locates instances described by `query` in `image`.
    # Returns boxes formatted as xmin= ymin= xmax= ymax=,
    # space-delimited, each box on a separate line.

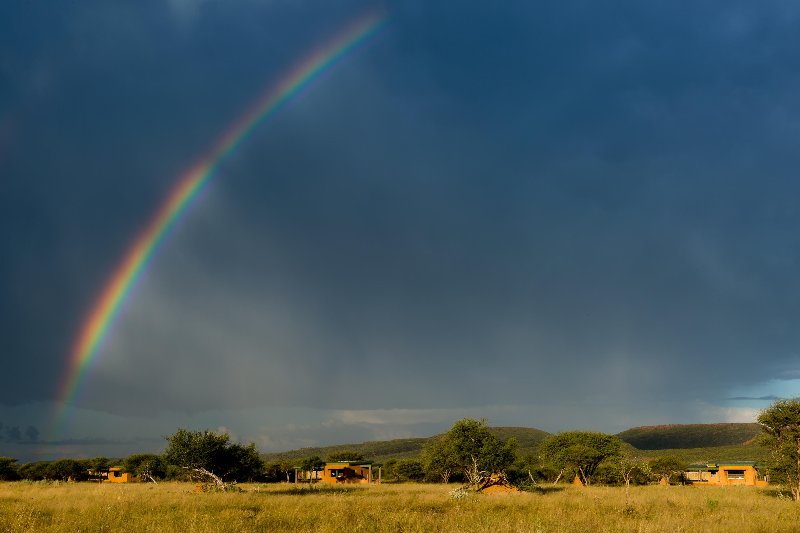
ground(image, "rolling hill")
xmin=261 ymin=427 xmax=550 ymax=464
xmin=616 ymin=423 xmax=761 ymax=450
xmin=262 ymin=423 xmax=767 ymax=465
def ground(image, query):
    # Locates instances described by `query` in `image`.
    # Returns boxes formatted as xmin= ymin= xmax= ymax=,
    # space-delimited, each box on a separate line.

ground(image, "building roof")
xmin=686 ymin=461 xmax=758 ymax=470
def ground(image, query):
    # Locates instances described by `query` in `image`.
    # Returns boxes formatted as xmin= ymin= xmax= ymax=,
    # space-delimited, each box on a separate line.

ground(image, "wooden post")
xmin=294 ymin=467 xmax=298 ymax=484
xmin=378 ymin=467 xmax=382 ymax=484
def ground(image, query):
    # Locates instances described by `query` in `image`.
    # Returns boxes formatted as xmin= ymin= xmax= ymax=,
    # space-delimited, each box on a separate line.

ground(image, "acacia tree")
xmin=758 ymin=398 xmax=800 ymax=501
xmin=300 ymin=456 xmax=325 ymax=483
xmin=422 ymin=436 xmax=460 ymax=483
xmin=425 ymin=418 xmax=517 ymax=485
xmin=124 ymin=454 xmax=167 ymax=484
xmin=0 ymin=457 xmax=19 ymax=481
xmin=17 ymin=461 xmax=51 ymax=481
xmin=648 ymin=456 xmax=685 ymax=485
xmin=539 ymin=431 xmax=622 ymax=485
xmin=616 ymin=456 xmax=649 ymax=501
xmin=275 ymin=460 xmax=296 ymax=482
xmin=263 ymin=460 xmax=294 ymax=482
xmin=163 ymin=429 xmax=262 ymax=490
xmin=395 ymin=459 xmax=425 ymax=482
xmin=47 ymin=459 xmax=87 ymax=481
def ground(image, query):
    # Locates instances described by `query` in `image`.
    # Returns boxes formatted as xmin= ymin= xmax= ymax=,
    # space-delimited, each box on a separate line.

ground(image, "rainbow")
xmin=56 ymin=11 xmax=388 ymax=420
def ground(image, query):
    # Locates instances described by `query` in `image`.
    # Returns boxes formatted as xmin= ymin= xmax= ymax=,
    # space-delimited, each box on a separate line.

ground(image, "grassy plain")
xmin=2 ymin=481 xmax=798 ymax=532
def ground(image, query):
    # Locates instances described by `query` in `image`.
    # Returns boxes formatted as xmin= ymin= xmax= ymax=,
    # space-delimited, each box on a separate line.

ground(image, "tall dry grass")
xmin=1 ymin=481 xmax=798 ymax=532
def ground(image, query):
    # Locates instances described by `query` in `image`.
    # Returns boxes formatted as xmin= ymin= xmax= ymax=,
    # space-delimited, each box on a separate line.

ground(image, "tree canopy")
xmin=163 ymin=428 xmax=262 ymax=489
xmin=758 ymin=398 xmax=800 ymax=501
xmin=648 ymin=456 xmax=685 ymax=484
xmin=424 ymin=418 xmax=517 ymax=484
xmin=539 ymin=431 xmax=622 ymax=485
xmin=0 ymin=457 xmax=19 ymax=481
xmin=300 ymin=455 xmax=325 ymax=483
xmin=124 ymin=454 xmax=167 ymax=483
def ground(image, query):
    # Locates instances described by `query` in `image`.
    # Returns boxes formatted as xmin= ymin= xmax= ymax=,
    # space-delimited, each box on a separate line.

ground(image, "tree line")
xmin=2 ymin=399 xmax=800 ymax=500
xmin=0 ymin=421 xmax=693 ymax=489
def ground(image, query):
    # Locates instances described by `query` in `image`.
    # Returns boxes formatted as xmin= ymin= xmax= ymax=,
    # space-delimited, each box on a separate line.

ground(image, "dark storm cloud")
xmin=0 ymin=0 xmax=378 ymax=404
xmin=3 ymin=0 xmax=800 ymax=437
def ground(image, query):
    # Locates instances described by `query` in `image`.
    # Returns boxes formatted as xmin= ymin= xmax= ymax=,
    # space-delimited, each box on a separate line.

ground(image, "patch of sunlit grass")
xmin=1 ymin=481 xmax=799 ymax=532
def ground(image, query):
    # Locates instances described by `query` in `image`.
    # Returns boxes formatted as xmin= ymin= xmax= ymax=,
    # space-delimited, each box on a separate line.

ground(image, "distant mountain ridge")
xmin=261 ymin=427 xmax=549 ymax=464
xmin=261 ymin=423 xmax=763 ymax=464
xmin=616 ymin=423 xmax=761 ymax=450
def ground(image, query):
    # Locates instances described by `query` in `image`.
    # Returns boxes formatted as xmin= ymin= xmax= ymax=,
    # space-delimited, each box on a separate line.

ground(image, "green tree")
xmin=17 ymin=461 xmax=51 ymax=481
xmin=83 ymin=457 xmax=110 ymax=481
xmin=265 ymin=459 xmax=296 ymax=482
xmin=85 ymin=457 xmax=110 ymax=472
xmin=506 ymin=452 xmax=559 ymax=487
xmin=47 ymin=459 xmax=87 ymax=481
xmin=425 ymin=419 xmax=517 ymax=485
xmin=262 ymin=461 xmax=293 ymax=482
xmin=382 ymin=459 xmax=399 ymax=482
xmin=0 ymin=457 xmax=19 ymax=481
xmin=423 ymin=435 xmax=461 ymax=483
xmin=758 ymin=398 xmax=800 ymax=501
xmin=300 ymin=455 xmax=325 ymax=483
xmin=539 ymin=431 xmax=622 ymax=485
xmin=163 ymin=428 xmax=263 ymax=489
xmin=648 ymin=456 xmax=685 ymax=485
xmin=616 ymin=456 xmax=650 ymax=501
xmin=123 ymin=454 xmax=167 ymax=483
xmin=226 ymin=442 xmax=263 ymax=482
xmin=395 ymin=459 xmax=425 ymax=482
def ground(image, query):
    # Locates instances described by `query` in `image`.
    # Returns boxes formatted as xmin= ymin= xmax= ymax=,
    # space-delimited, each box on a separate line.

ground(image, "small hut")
xmin=320 ymin=462 xmax=372 ymax=484
xmin=104 ymin=467 xmax=137 ymax=483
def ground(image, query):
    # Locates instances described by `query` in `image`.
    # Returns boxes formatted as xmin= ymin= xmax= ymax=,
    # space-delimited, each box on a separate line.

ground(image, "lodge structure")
xmin=320 ymin=461 xmax=373 ymax=484
xmin=684 ymin=462 xmax=768 ymax=487
xmin=103 ymin=467 xmax=137 ymax=483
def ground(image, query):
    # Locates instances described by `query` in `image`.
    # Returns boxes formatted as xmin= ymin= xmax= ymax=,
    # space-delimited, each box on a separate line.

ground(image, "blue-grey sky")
xmin=3 ymin=0 xmax=800 ymax=461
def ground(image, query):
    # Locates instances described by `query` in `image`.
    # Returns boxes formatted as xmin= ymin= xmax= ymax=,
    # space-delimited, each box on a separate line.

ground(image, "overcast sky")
xmin=3 ymin=0 xmax=800 ymax=462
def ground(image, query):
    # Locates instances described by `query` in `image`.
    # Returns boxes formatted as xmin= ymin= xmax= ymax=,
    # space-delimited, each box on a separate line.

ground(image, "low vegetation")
xmin=4 ymin=401 xmax=800 ymax=529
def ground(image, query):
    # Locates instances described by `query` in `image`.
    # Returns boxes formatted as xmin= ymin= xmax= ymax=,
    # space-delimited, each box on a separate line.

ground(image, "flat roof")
xmin=686 ymin=461 xmax=758 ymax=470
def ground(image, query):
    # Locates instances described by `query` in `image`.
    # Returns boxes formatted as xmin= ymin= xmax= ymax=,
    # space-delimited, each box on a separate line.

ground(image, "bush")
xmin=395 ymin=460 xmax=425 ymax=482
xmin=0 ymin=457 xmax=19 ymax=481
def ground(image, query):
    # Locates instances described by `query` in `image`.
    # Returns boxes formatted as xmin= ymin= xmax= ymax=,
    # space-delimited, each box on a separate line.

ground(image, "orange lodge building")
xmin=685 ymin=462 xmax=768 ymax=487
xmin=104 ymin=467 xmax=137 ymax=483
xmin=320 ymin=462 xmax=372 ymax=484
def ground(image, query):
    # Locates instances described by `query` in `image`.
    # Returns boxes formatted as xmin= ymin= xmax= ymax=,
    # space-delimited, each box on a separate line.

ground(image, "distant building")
xmin=104 ymin=467 xmax=137 ymax=483
xmin=320 ymin=462 xmax=372 ymax=484
xmin=685 ymin=462 xmax=768 ymax=486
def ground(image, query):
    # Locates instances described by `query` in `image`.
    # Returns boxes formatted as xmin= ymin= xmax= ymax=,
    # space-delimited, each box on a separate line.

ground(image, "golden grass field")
xmin=2 ymin=481 xmax=799 ymax=532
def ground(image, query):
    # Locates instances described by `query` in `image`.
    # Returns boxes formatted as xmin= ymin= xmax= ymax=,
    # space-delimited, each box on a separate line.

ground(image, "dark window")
xmin=727 ymin=470 xmax=745 ymax=480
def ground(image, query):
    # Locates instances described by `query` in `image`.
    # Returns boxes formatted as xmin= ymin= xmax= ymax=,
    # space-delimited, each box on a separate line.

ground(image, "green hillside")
xmin=261 ymin=427 xmax=549 ymax=464
xmin=632 ymin=442 xmax=768 ymax=464
xmin=617 ymin=423 xmax=761 ymax=450
xmin=261 ymin=437 xmax=430 ymax=464
xmin=262 ymin=423 xmax=767 ymax=466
